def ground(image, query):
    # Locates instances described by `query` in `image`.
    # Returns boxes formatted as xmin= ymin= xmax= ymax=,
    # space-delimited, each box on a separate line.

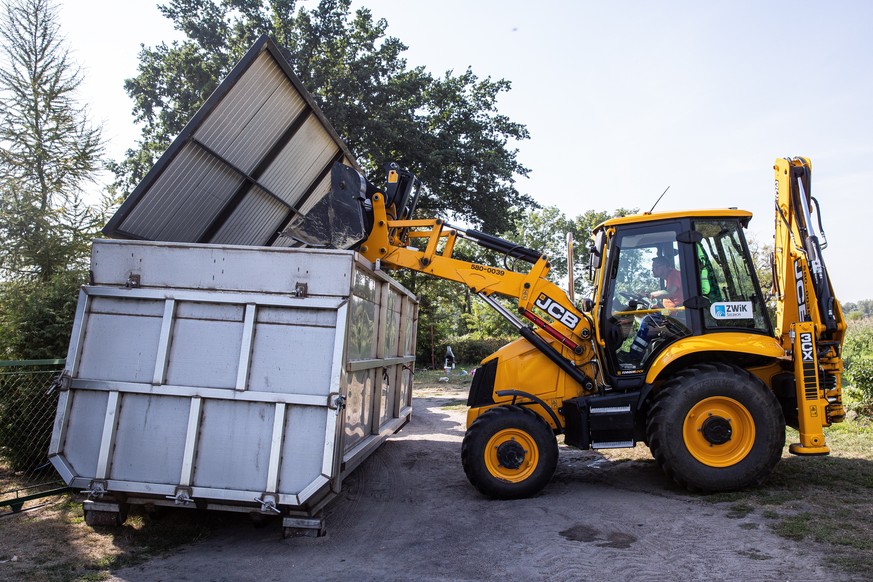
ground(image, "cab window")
xmin=693 ymin=220 xmax=770 ymax=333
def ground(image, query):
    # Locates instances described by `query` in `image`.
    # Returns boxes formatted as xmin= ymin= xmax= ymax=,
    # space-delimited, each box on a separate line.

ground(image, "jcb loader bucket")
xmin=282 ymin=163 xmax=372 ymax=249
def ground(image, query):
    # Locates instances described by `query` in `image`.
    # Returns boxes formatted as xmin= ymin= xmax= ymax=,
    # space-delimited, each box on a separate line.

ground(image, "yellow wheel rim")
xmin=683 ymin=396 xmax=755 ymax=467
xmin=485 ymin=428 xmax=539 ymax=483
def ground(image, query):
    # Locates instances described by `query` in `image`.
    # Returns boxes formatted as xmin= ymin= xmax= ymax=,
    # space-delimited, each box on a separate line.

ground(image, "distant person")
xmin=444 ymin=346 xmax=456 ymax=376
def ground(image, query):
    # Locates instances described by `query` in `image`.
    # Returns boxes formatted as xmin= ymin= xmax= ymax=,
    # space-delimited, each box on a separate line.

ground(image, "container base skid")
xmin=83 ymin=493 xmax=329 ymax=537
xmin=282 ymin=516 xmax=326 ymax=538
xmin=51 ymin=241 xmax=418 ymax=536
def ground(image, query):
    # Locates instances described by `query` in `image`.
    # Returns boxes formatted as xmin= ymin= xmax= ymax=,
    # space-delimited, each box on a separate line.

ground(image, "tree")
xmin=510 ymin=205 xmax=635 ymax=300
xmin=113 ymin=0 xmax=534 ymax=233
xmin=843 ymin=299 xmax=873 ymax=320
xmin=0 ymin=0 xmax=104 ymax=282
xmin=0 ymin=0 xmax=104 ymax=360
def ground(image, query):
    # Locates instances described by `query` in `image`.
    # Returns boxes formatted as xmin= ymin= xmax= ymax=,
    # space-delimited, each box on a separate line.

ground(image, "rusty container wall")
xmin=49 ymin=239 xmax=417 ymax=520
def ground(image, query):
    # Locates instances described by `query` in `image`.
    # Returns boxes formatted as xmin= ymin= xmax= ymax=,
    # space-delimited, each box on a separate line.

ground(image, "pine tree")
xmin=0 ymin=0 xmax=104 ymax=282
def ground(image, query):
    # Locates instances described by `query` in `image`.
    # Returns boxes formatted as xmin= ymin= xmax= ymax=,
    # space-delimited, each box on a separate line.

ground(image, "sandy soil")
xmin=108 ymin=386 xmax=848 ymax=582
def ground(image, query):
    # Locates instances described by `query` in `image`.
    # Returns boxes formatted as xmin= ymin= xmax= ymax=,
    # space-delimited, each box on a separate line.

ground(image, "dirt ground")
xmin=102 ymin=384 xmax=854 ymax=582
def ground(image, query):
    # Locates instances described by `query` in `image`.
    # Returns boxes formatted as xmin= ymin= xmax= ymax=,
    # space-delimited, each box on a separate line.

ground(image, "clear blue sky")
xmin=60 ymin=0 xmax=872 ymax=302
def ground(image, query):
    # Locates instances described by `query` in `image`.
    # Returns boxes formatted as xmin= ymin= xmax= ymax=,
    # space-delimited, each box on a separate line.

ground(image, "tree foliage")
xmin=0 ymin=0 xmax=103 ymax=360
xmin=114 ymin=0 xmax=534 ymax=233
xmin=0 ymin=269 xmax=85 ymax=359
xmin=843 ymin=317 xmax=873 ymax=413
xmin=843 ymin=299 xmax=873 ymax=320
xmin=0 ymin=0 xmax=104 ymax=282
xmin=509 ymin=205 xmax=636 ymax=300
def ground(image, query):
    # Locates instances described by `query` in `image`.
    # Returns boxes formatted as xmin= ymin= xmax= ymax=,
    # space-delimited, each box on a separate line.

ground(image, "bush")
xmin=0 ymin=271 xmax=82 ymax=471
xmin=0 ymin=269 xmax=86 ymax=359
xmin=440 ymin=336 xmax=516 ymax=368
xmin=0 ymin=364 xmax=61 ymax=472
xmin=844 ymin=318 xmax=873 ymax=413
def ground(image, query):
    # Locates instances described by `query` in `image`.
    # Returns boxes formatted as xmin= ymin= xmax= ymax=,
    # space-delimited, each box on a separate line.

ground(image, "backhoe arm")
xmin=772 ymin=157 xmax=846 ymax=453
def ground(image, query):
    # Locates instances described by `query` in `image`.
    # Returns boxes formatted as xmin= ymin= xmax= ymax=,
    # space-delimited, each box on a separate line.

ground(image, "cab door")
xmin=600 ymin=221 xmax=693 ymax=385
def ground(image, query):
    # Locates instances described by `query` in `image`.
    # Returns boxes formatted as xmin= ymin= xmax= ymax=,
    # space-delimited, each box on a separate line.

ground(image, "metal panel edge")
xmin=103 ymin=35 xmax=275 ymax=239
xmin=264 ymin=39 xmax=361 ymax=174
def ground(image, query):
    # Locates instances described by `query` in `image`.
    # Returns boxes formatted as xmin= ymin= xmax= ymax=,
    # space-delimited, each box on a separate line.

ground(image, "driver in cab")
xmin=621 ymin=256 xmax=685 ymax=367
xmin=649 ymin=256 xmax=683 ymax=308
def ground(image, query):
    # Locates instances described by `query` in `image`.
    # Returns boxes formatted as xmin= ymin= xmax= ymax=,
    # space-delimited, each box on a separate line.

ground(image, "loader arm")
xmin=772 ymin=157 xmax=846 ymax=454
xmin=354 ymin=167 xmax=597 ymax=392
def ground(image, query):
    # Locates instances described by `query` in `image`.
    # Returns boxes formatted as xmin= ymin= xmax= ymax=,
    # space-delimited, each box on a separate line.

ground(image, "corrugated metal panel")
xmin=194 ymin=51 xmax=306 ymax=174
xmin=119 ymin=143 xmax=243 ymax=242
xmin=103 ymin=35 xmax=360 ymax=247
xmin=211 ymin=187 xmax=287 ymax=246
xmin=259 ymin=114 xmax=336 ymax=206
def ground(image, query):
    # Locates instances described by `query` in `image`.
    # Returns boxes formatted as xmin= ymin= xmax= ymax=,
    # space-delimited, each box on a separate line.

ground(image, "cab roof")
xmin=596 ymin=208 xmax=753 ymax=231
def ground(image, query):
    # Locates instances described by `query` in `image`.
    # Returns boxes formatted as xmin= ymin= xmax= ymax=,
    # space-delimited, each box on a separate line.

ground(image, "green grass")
xmin=703 ymin=417 xmax=873 ymax=574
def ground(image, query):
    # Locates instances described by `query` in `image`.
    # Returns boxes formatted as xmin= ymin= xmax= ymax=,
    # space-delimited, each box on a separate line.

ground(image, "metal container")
xmin=49 ymin=239 xmax=417 ymax=535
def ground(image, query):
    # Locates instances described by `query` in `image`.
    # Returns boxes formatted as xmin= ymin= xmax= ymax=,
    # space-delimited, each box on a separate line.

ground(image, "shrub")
xmin=441 ymin=336 xmax=516 ymax=368
xmin=844 ymin=318 xmax=873 ymax=413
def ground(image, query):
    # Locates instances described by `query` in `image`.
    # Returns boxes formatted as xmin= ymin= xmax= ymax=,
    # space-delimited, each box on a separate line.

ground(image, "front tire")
xmin=462 ymin=405 xmax=558 ymax=499
xmin=646 ymin=363 xmax=785 ymax=492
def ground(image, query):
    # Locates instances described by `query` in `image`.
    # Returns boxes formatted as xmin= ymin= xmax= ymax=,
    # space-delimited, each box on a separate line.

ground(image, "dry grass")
xmin=0 ymin=497 xmax=225 ymax=581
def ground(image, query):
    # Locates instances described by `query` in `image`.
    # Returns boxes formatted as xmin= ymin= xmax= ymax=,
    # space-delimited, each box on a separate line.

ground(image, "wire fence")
xmin=0 ymin=359 xmax=67 ymax=512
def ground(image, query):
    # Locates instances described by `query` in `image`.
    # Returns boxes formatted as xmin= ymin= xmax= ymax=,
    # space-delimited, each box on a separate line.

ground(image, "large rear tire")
xmin=461 ymin=405 xmax=558 ymax=499
xmin=646 ymin=362 xmax=785 ymax=492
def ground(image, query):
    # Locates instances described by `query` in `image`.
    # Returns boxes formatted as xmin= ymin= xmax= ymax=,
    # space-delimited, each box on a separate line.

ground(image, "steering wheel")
xmin=617 ymin=291 xmax=652 ymax=310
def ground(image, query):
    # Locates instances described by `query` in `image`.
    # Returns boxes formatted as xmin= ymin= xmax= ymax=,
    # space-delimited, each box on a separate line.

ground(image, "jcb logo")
xmin=800 ymin=332 xmax=814 ymax=363
xmin=534 ymin=293 xmax=580 ymax=330
xmin=794 ymin=259 xmax=808 ymax=322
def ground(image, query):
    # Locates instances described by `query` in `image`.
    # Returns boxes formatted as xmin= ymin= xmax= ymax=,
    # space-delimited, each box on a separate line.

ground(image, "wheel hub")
xmin=496 ymin=439 xmax=526 ymax=469
xmin=701 ymin=415 xmax=732 ymax=445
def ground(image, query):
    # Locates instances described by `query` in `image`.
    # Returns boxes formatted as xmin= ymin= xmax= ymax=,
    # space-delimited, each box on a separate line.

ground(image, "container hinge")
xmin=294 ymin=282 xmax=308 ymax=297
xmin=82 ymin=480 xmax=108 ymax=499
xmin=47 ymin=371 xmax=71 ymax=394
xmin=254 ymin=495 xmax=282 ymax=514
xmin=126 ymin=273 xmax=141 ymax=288
xmin=328 ymin=392 xmax=346 ymax=410
xmin=166 ymin=488 xmax=194 ymax=505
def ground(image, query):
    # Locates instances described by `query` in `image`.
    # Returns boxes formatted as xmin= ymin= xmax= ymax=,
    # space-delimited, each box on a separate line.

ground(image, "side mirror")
xmin=588 ymin=229 xmax=605 ymax=278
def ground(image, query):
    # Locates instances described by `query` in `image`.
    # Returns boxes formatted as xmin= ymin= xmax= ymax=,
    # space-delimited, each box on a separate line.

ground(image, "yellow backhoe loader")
xmin=291 ymin=156 xmax=845 ymax=499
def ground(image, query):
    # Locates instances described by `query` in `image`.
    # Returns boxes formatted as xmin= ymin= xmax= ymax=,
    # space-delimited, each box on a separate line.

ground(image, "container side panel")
xmin=353 ymin=269 xmax=378 ymax=302
xmin=90 ymin=240 xmax=355 ymax=297
xmin=278 ymin=405 xmax=330 ymax=494
xmin=399 ymin=365 xmax=414 ymax=413
xmin=378 ymin=369 xmax=394 ymax=427
xmin=347 ymin=295 xmax=377 ymax=361
xmin=193 ymin=400 xmax=275 ymax=491
xmin=166 ymin=318 xmax=243 ymax=389
xmin=403 ymin=313 xmax=416 ymax=356
xmin=247 ymin=321 xmax=336 ymax=395
xmin=384 ymin=290 xmax=400 ymax=358
xmin=109 ymin=394 xmax=189 ymax=484
xmin=175 ymin=301 xmax=245 ymax=322
xmin=61 ymin=390 xmax=109 ymax=480
xmin=89 ymin=296 xmax=165 ymax=317
xmin=77 ymin=313 xmax=162 ymax=383
xmin=343 ymin=370 xmax=373 ymax=451
xmin=256 ymin=305 xmax=336 ymax=327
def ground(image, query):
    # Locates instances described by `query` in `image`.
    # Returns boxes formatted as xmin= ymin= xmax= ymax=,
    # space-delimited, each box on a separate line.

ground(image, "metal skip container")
xmin=49 ymin=239 xmax=418 ymax=535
